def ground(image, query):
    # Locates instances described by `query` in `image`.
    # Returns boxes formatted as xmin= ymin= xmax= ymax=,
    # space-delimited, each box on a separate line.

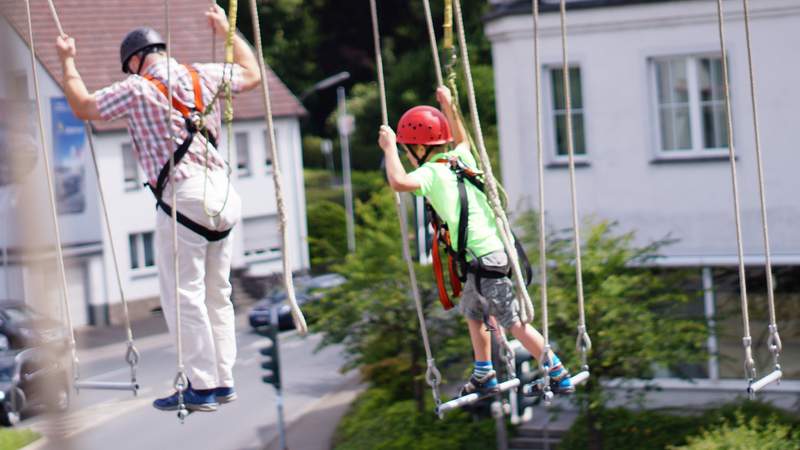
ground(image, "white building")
xmin=485 ymin=0 xmax=799 ymax=401
xmin=0 ymin=1 xmax=309 ymax=327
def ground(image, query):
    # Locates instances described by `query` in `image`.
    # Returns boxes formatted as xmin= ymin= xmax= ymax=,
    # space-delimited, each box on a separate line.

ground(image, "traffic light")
xmin=508 ymin=340 xmax=538 ymax=425
xmin=256 ymin=323 xmax=281 ymax=390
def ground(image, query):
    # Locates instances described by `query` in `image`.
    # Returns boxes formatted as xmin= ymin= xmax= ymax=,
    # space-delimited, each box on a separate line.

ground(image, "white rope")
xmin=46 ymin=0 xmax=140 ymax=390
xmin=740 ymin=0 xmax=782 ymax=372
xmin=557 ymin=0 xmax=592 ymax=370
xmin=421 ymin=0 xmax=444 ymax=87
xmin=714 ymin=0 xmax=755 ymax=386
xmin=532 ymin=0 xmax=554 ymax=396
xmin=452 ymin=0 xmax=535 ymax=324
xmin=24 ymin=0 xmax=79 ymax=381
xmin=248 ymin=0 xmax=308 ymax=334
xmin=370 ymin=0 xmax=443 ymax=407
xmin=162 ymin=0 xmax=190 ymax=420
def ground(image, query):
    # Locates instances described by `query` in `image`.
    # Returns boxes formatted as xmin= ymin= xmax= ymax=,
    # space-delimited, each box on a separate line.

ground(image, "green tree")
xmin=308 ymin=188 xmax=471 ymax=412
xmin=516 ymin=212 xmax=708 ymax=450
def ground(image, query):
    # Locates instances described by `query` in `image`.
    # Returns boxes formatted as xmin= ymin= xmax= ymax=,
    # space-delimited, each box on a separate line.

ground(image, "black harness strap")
xmin=143 ymin=69 xmax=231 ymax=243
xmin=430 ymin=156 xmax=533 ymax=305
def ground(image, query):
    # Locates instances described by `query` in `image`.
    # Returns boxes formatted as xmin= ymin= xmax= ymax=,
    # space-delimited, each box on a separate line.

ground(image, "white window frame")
xmin=128 ymin=231 xmax=156 ymax=273
xmin=121 ymin=143 xmax=141 ymax=191
xmin=242 ymin=215 xmax=282 ymax=263
xmin=234 ymin=131 xmax=251 ymax=177
xmin=542 ymin=64 xmax=589 ymax=165
xmin=649 ymin=54 xmax=730 ymax=160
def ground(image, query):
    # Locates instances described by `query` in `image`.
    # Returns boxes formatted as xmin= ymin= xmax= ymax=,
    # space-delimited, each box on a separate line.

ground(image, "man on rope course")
xmin=54 ymin=5 xmax=261 ymax=412
xmin=378 ymin=86 xmax=575 ymax=400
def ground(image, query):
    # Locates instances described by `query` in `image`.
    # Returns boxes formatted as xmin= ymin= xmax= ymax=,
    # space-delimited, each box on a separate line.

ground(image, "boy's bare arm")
xmin=436 ymin=86 xmax=467 ymax=146
xmin=378 ymin=126 xmax=421 ymax=193
xmin=56 ymin=36 xmax=102 ymax=121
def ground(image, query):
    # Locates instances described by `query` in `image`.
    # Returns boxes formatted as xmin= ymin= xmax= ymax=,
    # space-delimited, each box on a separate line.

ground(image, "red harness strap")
xmin=431 ymin=219 xmax=463 ymax=310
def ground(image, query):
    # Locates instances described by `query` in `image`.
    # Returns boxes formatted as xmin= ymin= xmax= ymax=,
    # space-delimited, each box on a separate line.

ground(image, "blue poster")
xmin=51 ymin=97 xmax=86 ymax=215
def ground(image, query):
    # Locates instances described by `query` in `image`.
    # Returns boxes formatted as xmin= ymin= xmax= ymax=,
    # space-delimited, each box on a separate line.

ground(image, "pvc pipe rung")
xmin=75 ymin=381 xmax=140 ymax=392
xmin=749 ymin=370 xmax=782 ymax=393
xmin=436 ymin=378 xmax=520 ymax=416
xmin=571 ymin=371 xmax=590 ymax=386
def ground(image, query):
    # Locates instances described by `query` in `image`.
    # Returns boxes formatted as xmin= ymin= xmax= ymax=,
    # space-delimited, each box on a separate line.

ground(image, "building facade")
xmin=485 ymin=0 xmax=799 ymax=404
xmin=0 ymin=1 xmax=309 ymax=328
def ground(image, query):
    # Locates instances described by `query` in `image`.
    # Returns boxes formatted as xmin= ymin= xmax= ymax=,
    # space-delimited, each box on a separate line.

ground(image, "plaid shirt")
xmin=95 ymin=58 xmax=245 ymax=185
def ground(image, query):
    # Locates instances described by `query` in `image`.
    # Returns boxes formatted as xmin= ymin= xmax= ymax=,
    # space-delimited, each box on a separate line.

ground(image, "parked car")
xmin=248 ymin=273 xmax=346 ymax=331
xmin=0 ymin=348 xmax=70 ymax=426
xmin=249 ymin=293 xmax=313 ymax=331
xmin=0 ymin=302 xmax=66 ymax=350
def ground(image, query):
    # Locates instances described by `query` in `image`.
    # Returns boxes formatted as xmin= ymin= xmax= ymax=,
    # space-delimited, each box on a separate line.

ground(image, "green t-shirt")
xmin=408 ymin=143 xmax=504 ymax=259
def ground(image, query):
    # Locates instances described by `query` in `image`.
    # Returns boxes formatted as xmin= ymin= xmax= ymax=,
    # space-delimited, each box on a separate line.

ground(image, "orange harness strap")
xmin=144 ymin=64 xmax=205 ymax=118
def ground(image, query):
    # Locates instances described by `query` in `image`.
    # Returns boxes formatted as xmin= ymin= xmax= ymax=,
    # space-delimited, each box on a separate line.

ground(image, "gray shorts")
xmin=459 ymin=251 xmax=520 ymax=329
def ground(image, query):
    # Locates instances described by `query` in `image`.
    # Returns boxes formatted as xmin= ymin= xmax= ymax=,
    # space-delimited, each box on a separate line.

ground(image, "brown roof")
xmin=2 ymin=0 xmax=305 ymax=132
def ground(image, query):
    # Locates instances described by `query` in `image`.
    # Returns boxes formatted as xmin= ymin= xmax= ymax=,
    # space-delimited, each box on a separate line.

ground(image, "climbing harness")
xmin=714 ymin=0 xmax=782 ymax=396
xmin=427 ymin=156 xmax=533 ymax=311
xmin=368 ymin=0 xmax=444 ymax=414
xmin=38 ymin=0 xmax=141 ymax=396
xmin=142 ymin=65 xmax=233 ymax=242
xmin=248 ymin=0 xmax=308 ymax=334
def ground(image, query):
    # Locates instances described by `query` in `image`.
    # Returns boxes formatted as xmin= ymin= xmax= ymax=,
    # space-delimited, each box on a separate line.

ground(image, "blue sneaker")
xmin=153 ymin=387 xmax=218 ymax=412
xmin=459 ymin=370 xmax=500 ymax=398
xmin=215 ymin=387 xmax=237 ymax=404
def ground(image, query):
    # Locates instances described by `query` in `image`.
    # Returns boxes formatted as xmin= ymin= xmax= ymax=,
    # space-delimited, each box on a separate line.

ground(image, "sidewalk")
xmin=74 ymin=314 xmax=168 ymax=350
xmin=265 ymin=379 xmax=365 ymax=450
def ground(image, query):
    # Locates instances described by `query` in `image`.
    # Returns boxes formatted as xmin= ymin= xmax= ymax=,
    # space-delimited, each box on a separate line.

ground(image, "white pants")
xmin=155 ymin=162 xmax=242 ymax=390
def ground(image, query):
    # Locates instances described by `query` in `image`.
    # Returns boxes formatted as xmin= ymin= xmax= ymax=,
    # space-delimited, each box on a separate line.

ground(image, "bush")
xmin=0 ymin=429 xmax=40 ymax=450
xmin=558 ymin=401 xmax=800 ymax=450
xmin=669 ymin=413 xmax=800 ymax=450
xmin=333 ymin=388 xmax=494 ymax=450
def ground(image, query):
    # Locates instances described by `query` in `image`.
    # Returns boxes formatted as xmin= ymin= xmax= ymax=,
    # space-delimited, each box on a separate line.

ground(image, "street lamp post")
xmin=336 ymin=86 xmax=356 ymax=253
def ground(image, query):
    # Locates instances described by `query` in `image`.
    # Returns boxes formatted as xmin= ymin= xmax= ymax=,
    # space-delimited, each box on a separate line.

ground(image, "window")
xmin=129 ymin=232 xmax=155 ymax=270
xmin=121 ymin=143 xmax=140 ymax=191
xmin=243 ymin=215 xmax=281 ymax=257
xmin=263 ymin=129 xmax=276 ymax=171
xmin=652 ymin=56 xmax=728 ymax=155
xmin=235 ymin=132 xmax=251 ymax=177
xmin=11 ymin=73 xmax=29 ymax=100
xmin=549 ymin=67 xmax=586 ymax=157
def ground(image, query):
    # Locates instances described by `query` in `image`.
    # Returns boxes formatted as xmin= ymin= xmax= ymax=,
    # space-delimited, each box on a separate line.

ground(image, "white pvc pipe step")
xmin=436 ymin=378 xmax=520 ymax=416
xmin=749 ymin=370 xmax=782 ymax=393
xmin=74 ymin=380 xmax=140 ymax=393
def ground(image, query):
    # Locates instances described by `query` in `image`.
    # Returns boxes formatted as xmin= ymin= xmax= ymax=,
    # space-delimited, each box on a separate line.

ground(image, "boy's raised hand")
xmin=436 ymin=86 xmax=452 ymax=108
xmin=378 ymin=125 xmax=397 ymax=152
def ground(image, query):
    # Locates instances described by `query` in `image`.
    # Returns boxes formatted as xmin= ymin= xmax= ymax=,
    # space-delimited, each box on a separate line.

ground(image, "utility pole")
xmin=320 ymin=138 xmax=335 ymax=184
xmin=337 ymin=86 xmax=356 ymax=253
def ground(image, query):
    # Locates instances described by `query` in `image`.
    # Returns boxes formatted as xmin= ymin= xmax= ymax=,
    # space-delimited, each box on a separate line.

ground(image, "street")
xmin=21 ymin=313 xmax=352 ymax=450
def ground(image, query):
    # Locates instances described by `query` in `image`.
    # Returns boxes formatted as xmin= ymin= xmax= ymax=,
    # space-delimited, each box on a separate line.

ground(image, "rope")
xmin=531 ymin=0 xmax=554 ymax=397
xmin=163 ymin=0 xmax=190 ymax=420
xmin=201 ymin=1 xmax=236 ymax=218
xmin=557 ymin=0 xmax=592 ymax=371
xmin=248 ymin=0 xmax=308 ymax=335
xmin=46 ymin=0 xmax=140 ymax=392
xmin=370 ymin=0 xmax=443 ymax=407
xmin=741 ymin=0 xmax=782 ymax=373
xmin=24 ymin=0 xmax=79 ymax=383
xmin=714 ymin=0 xmax=755 ymax=387
xmin=452 ymin=0 xmax=535 ymax=324
xmin=421 ymin=0 xmax=444 ymax=87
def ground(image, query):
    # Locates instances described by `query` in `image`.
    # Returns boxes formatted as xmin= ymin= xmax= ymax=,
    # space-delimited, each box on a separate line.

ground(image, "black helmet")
xmin=120 ymin=27 xmax=166 ymax=74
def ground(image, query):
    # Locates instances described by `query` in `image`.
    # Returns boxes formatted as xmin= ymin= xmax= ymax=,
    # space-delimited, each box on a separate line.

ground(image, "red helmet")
xmin=396 ymin=106 xmax=453 ymax=146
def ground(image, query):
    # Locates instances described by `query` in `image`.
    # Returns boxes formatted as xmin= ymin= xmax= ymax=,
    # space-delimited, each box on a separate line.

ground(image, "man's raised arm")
xmin=56 ymin=35 xmax=101 ymax=121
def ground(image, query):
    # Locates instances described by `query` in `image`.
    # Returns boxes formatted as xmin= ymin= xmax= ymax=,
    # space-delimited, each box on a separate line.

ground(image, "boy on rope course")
xmin=54 ymin=5 xmax=261 ymax=412
xmin=378 ymin=86 xmax=575 ymax=399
